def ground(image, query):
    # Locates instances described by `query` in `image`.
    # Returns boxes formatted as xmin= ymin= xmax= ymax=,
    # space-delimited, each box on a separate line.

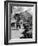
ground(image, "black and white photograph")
xmin=4 ymin=1 xmax=37 ymax=44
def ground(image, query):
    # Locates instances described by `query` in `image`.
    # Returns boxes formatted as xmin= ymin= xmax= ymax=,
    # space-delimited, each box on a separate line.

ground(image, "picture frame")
xmin=4 ymin=1 xmax=37 ymax=45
